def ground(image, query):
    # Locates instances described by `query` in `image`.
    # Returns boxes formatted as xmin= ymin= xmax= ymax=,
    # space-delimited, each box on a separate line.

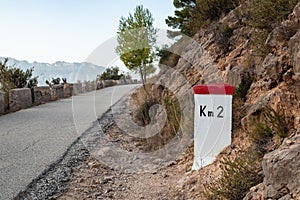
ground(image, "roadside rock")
xmin=244 ymin=134 xmax=300 ymax=200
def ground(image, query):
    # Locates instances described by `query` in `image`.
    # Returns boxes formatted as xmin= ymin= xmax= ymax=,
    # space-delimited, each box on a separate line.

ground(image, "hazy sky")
xmin=0 ymin=0 xmax=175 ymax=64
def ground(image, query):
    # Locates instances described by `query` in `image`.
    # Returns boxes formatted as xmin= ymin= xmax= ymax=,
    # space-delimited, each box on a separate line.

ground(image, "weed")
xmin=234 ymin=72 xmax=254 ymax=101
xmin=205 ymin=150 xmax=263 ymax=200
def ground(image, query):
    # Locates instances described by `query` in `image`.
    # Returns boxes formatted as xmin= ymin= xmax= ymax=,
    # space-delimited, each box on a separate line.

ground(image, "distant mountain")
xmin=0 ymin=57 xmax=106 ymax=86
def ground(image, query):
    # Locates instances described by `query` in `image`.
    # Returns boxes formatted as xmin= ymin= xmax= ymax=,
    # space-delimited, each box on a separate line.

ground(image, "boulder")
xmin=63 ymin=84 xmax=73 ymax=98
xmin=9 ymin=88 xmax=32 ymax=112
xmin=244 ymin=134 xmax=300 ymax=200
xmin=51 ymin=85 xmax=64 ymax=101
xmin=33 ymin=86 xmax=51 ymax=105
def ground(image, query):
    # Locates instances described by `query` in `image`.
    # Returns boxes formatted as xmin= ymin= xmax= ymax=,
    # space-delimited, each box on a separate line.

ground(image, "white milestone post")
xmin=192 ymin=84 xmax=234 ymax=170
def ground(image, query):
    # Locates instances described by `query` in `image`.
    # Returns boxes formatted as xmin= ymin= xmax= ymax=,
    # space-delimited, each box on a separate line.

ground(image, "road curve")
xmin=0 ymin=84 xmax=139 ymax=200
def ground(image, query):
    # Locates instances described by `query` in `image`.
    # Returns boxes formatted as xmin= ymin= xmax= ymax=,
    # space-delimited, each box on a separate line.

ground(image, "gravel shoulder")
xmin=15 ymin=92 xmax=199 ymax=200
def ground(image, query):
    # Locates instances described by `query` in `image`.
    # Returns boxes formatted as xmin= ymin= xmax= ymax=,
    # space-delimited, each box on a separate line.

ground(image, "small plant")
xmin=45 ymin=77 xmax=67 ymax=87
xmin=162 ymin=90 xmax=181 ymax=136
xmin=262 ymin=106 xmax=290 ymax=138
xmin=0 ymin=58 xmax=38 ymax=109
xmin=234 ymin=72 xmax=254 ymax=101
xmin=250 ymin=122 xmax=273 ymax=154
xmin=205 ymin=150 xmax=263 ymax=200
xmin=135 ymin=99 xmax=158 ymax=126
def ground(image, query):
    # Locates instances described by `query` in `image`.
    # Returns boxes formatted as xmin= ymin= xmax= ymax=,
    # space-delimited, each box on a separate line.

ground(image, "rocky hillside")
xmin=17 ymin=2 xmax=300 ymax=200
xmin=150 ymin=2 xmax=300 ymax=199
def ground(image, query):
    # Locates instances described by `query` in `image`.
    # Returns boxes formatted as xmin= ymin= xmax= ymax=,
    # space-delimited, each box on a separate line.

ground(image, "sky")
xmin=0 ymin=0 xmax=175 ymax=66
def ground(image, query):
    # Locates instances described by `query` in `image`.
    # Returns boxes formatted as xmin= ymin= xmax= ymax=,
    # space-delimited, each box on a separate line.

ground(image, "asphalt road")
xmin=0 ymin=84 xmax=138 ymax=200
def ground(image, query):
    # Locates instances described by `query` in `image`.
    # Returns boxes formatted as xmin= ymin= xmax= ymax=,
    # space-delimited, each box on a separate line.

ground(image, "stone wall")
xmin=1 ymin=79 xmax=135 ymax=114
xmin=9 ymin=88 xmax=32 ymax=112
xmin=0 ymin=91 xmax=4 ymax=114
xmin=63 ymin=84 xmax=73 ymax=98
xmin=51 ymin=85 xmax=64 ymax=101
xmin=72 ymin=83 xmax=82 ymax=95
xmin=33 ymin=86 xmax=51 ymax=105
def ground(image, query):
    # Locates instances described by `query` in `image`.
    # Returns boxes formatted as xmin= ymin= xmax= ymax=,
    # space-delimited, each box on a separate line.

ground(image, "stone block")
xmin=9 ymin=88 xmax=32 ymax=112
xmin=51 ymin=85 xmax=64 ymax=101
xmin=33 ymin=86 xmax=51 ymax=105
xmin=0 ymin=91 xmax=5 ymax=114
xmin=82 ymin=82 xmax=87 ymax=93
xmin=63 ymin=84 xmax=73 ymax=98
xmin=96 ymin=81 xmax=103 ymax=90
xmin=72 ymin=83 xmax=82 ymax=95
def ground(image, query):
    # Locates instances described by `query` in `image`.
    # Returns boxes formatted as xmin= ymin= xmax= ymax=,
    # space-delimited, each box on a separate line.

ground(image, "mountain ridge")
xmin=0 ymin=57 xmax=106 ymax=86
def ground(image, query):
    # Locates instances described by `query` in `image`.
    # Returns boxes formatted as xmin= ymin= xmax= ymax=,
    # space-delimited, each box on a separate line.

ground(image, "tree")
xmin=97 ymin=66 xmax=125 ymax=80
xmin=166 ymin=0 xmax=196 ymax=36
xmin=116 ymin=5 xmax=157 ymax=89
xmin=0 ymin=58 xmax=38 ymax=108
xmin=166 ymin=0 xmax=240 ymax=36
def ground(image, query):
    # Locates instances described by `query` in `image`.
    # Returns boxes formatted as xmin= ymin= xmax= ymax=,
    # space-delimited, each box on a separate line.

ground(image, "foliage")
xmin=205 ymin=150 xmax=263 ymax=200
xmin=0 ymin=58 xmax=37 ymax=90
xmin=166 ymin=0 xmax=196 ymax=36
xmin=46 ymin=77 xmax=60 ymax=87
xmin=250 ymin=122 xmax=273 ymax=154
xmin=234 ymin=72 xmax=254 ymax=101
xmin=245 ymin=0 xmax=299 ymax=31
xmin=260 ymin=106 xmax=290 ymax=139
xmin=162 ymin=90 xmax=181 ymax=135
xmin=0 ymin=58 xmax=38 ymax=108
xmin=157 ymin=37 xmax=187 ymax=68
xmin=97 ymin=66 xmax=125 ymax=80
xmin=166 ymin=0 xmax=240 ymax=36
xmin=116 ymin=5 xmax=157 ymax=88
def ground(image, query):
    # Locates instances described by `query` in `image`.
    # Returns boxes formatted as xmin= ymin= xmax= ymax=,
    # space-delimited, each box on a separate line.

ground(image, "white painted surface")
xmin=192 ymin=94 xmax=232 ymax=170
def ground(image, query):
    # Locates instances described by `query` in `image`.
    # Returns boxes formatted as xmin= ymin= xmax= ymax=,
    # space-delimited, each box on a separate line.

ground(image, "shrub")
xmin=0 ymin=58 xmax=38 ymax=108
xmin=234 ymin=72 xmax=254 ymax=101
xmin=96 ymin=66 xmax=125 ymax=81
xmin=162 ymin=90 xmax=181 ymax=136
xmin=205 ymin=150 xmax=263 ymax=200
xmin=260 ymin=106 xmax=290 ymax=139
xmin=245 ymin=0 xmax=299 ymax=31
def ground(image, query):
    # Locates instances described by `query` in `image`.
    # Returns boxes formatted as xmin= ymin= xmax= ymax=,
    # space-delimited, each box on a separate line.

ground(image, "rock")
xmin=289 ymin=30 xmax=300 ymax=78
xmin=50 ymin=84 xmax=64 ymax=100
xmin=223 ymin=65 xmax=243 ymax=87
xmin=33 ymin=86 xmax=51 ymax=105
xmin=9 ymin=88 xmax=32 ymax=112
xmin=244 ymin=135 xmax=300 ymax=199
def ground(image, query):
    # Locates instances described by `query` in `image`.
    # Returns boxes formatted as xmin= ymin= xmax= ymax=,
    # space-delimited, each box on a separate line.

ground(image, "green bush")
xmin=0 ymin=58 xmax=38 ymax=108
xmin=205 ymin=150 xmax=263 ymax=200
xmin=260 ymin=106 xmax=290 ymax=138
xmin=162 ymin=90 xmax=181 ymax=136
xmin=97 ymin=66 xmax=125 ymax=81
xmin=234 ymin=72 xmax=254 ymax=101
xmin=245 ymin=0 xmax=299 ymax=31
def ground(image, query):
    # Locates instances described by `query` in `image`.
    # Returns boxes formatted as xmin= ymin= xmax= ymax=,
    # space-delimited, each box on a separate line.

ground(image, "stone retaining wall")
xmin=9 ymin=88 xmax=32 ymax=112
xmin=73 ymin=83 xmax=82 ymax=95
xmin=33 ymin=86 xmax=51 ymax=105
xmin=51 ymin=85 xmax=64 ymax=101
xmin=63 ymin=84 xmax=73 ymax=98
xmin=0 ymin=91 xmax=4 ymax=114
xmin=4 ymin=79 xmax=137 ymax=114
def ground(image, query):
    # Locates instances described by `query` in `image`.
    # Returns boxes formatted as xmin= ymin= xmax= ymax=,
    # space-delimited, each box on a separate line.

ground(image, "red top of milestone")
xmin=193 ymin=84 xmax=234 ymax=95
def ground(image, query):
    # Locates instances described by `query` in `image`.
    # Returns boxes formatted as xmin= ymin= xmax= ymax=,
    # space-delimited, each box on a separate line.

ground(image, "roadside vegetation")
xmin=205 ymin=104 xmax=292 ymax=199
xmin=0 ymin=58 xmax=38 ymax=109
xmin=160 ymin=0 xmax=299 ymax=67
xmin=96 ymin=66 xmax=127 ymax=81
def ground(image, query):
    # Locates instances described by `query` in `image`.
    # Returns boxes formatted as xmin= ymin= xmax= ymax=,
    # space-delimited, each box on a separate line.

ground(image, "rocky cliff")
xmin=151 ymin=2 xmax=300 ymax=199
